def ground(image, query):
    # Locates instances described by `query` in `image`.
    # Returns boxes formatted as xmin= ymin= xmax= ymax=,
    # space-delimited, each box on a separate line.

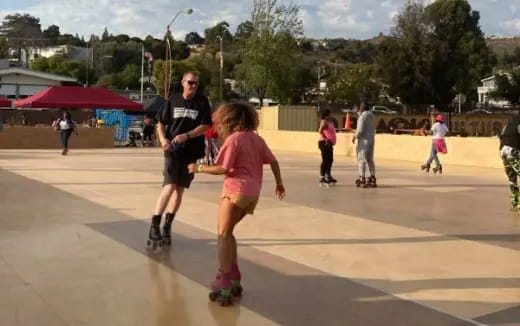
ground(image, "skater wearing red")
xmin=203 ymin=113 xmax=220 ymax=165
xmin=189 ymin=102 xmax=286 ymax=305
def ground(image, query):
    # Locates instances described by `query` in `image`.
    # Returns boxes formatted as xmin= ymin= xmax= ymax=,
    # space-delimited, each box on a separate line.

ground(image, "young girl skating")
xmin=421 ymin=114 xmax=449 ymax=174
xmin=189 ymin=102 xmax=286 ymax=306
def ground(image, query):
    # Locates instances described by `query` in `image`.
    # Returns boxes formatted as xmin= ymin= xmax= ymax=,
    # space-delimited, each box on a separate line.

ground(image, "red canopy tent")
xmin=0 ymin=96 xmax=11 ymax=107
xmin=15 ymin=86 xmax=143 ymax=111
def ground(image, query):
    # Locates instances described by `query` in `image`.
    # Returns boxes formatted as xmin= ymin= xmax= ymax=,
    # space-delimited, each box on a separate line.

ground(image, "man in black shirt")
xmin=147 ymin=71 xmax=212 ymax=247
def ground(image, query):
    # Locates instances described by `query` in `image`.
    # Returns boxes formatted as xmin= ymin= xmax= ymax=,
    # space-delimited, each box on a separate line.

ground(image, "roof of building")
xmin=0 ymin=68 xmax=77 ymax=82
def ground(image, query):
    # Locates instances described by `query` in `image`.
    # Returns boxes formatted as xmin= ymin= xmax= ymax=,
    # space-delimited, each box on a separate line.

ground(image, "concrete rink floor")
xmin=0 ymin=148 xmax=519 ymax=326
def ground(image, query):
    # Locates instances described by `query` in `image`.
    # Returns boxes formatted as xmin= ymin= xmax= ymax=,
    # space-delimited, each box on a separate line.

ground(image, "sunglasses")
xmin=184 ymin=80 xmax=199 ymax=86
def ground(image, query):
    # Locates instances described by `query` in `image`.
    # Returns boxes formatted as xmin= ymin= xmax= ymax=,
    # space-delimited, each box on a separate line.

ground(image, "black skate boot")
xmin=162 ymin=212 xmax=175 ymax=246
xmin=355 ymin=176 xmax=366 ymax=188
xmin=319 ymin=176 xmax=331 ymax=187
xmin=147 ymin=214 xmax=163 ymax=249
xmin=433 ymin=165 xmax=443 ymax=174
xmin=421 ymin=164 xmax=430 ymax=172
xmin=326 ymin=175 xmax=337 ymax=185
xmin=366 ymin=175 xmax=377 ymax=188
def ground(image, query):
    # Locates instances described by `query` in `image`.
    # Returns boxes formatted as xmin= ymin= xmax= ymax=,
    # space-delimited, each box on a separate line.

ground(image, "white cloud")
xmin=1 ymin=0 xmax=519 ymax=40
xmin=388 ymin=10 xmax=398 ymax=20
xmin=504 ymin=19 xmax=520 ymax=32
xmin=380 ymin=0 xmax=394 ymax=9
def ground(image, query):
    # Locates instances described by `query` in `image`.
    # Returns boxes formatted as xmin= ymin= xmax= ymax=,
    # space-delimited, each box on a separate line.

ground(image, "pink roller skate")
xmin=209 ymin=271 xmax=232 ymax=306
xmin=230 ymin=264 xmax=243 ymax=297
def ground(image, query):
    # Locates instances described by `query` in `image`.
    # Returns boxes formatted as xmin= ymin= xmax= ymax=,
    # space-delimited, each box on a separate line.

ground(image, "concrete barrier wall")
xmin=258 ymin=129 xmax=503 ymax=169
xmin=259 ymin=106 xmax=511 ymax=137
xmin=0 ymin=126 xmax=115 ymax=149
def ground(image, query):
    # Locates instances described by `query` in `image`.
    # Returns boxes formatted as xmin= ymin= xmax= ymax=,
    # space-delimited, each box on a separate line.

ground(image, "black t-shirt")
xmin=157 ymin=92 xmax=212 ymax=160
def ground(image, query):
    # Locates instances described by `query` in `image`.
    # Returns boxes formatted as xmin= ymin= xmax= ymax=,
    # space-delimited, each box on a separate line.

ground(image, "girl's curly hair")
xmin=215 ymin=101 xmax=259 ymax=140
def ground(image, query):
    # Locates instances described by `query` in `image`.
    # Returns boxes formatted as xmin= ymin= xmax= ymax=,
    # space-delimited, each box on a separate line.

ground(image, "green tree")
xmin=237 ymin=0 xmax=304 ymax=106
xmin=0 ymin=14 xmax=42 ymax=63
xmin=185 ymin=32 xmax=204 ymax=45
xmin=117 ymin=64 xmax=140 ymax=89
xmin=152 ymin=59 xmax=207 ymax=96
xmin=204 ymin=21 xmax=233 ymax=56
xmin=377 ymin=2 xmax=436 ymax=110
xmin=234 ymin=21 xmax=254 ymax=44
xmin=57 ymin=33 xmax=86 ymax=46
xmin=30 ymin=55 xmax=96 ymax=85
xmin=43 ymin=24 xmax=60 ymax=45
xmin=114 ymin=34 xmax=130 ymax=43
xmin=31 ymin=56 xmax=50 ymax=71
xmin=377 ymin=0 xmax=492 ymax=111
xmin=425 ymin=0 xmax=493 ymax=109
xmin=491 ymin=72 xmax=520 ymax=105
xmin=102 ymin=27 xmax=110 ymax=41
xmin=96 ymin=74 xmax=114 ymax=88
xmin=326 ymin=63 xmax=380 ymax=105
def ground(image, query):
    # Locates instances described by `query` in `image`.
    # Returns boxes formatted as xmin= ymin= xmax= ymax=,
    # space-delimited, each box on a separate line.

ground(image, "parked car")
xmin=468 ymin=108 xmax=492 ymax=114
xmin=371 ymin=106 xmax=397 ymax=114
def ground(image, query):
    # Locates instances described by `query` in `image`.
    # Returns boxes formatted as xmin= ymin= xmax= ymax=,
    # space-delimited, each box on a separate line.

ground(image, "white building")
xmin=10 ymin=45 xmax=90 ymax=67
xmin=477 ymin=74 xmax=512 ymax=107
xmin=0 ymin=65 xmax=78 ymax=102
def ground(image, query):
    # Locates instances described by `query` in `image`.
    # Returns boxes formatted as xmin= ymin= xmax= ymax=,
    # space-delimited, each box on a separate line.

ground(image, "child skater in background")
xmin=188 ymin=101 xmax=286 ymax=306
xmin=421 ymin=114 xmax=449 ymax=174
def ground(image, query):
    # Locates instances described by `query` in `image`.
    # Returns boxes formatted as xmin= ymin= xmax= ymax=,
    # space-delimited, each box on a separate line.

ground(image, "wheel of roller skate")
xmin=209 ymin=291 xmax=218 ymax=302
xmin=231 ymin=285 xmax=243 ymax=297
xmin=218 ymin=296 xmax=232 ymax=306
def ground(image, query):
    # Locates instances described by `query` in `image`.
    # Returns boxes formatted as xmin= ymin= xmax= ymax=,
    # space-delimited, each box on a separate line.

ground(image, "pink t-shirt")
xmin=319 ymin=120 xmax=337 ymax=145
xmin=216 ymin=131 xmax=275 ymax=197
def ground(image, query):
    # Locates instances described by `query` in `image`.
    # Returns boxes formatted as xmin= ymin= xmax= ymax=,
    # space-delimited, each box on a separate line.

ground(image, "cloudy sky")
xmin=1 ymin=0 xmax=519 ymax=40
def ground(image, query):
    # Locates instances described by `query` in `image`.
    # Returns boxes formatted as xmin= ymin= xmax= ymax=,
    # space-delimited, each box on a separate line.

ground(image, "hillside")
xmin=486 ymin=36 xmax=520 ymax=56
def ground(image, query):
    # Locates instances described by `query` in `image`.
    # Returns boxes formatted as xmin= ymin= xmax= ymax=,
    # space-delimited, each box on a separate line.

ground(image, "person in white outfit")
xmin=421 ymin=114 xmax=449 ymax=174
xmin=53 ymin=111 xmax=77 ymax=155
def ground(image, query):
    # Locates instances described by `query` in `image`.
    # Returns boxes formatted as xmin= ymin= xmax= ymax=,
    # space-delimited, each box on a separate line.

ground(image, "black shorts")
xmin=163 ymin=154 xmax=195 ymax=188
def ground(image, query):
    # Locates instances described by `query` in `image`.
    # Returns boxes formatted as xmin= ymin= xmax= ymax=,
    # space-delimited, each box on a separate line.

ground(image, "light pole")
xmin=217 ymin=35 xmax=223 ymax=103
xmin=163 ymin=8 xmax=193 ymax=98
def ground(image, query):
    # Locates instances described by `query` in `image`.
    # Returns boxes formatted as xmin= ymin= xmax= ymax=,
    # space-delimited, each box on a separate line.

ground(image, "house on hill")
xmin=477 ymin=73 xmax=512 ymax=108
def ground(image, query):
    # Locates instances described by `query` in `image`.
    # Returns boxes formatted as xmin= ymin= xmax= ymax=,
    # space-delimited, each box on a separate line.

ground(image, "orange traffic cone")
xmin=344 ymin=113 xmax=352 ymax=130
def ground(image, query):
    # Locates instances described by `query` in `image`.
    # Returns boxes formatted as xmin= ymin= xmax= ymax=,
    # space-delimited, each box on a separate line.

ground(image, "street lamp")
xmin=163 ymin=8 xmax=193 ymax=98
xmin=217 ymin=35 xmax=223 ymax=103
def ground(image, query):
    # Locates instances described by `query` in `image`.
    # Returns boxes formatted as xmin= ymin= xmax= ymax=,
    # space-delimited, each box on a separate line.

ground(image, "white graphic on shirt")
xmin=173 ymin=107 xmax=199 ymax=120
